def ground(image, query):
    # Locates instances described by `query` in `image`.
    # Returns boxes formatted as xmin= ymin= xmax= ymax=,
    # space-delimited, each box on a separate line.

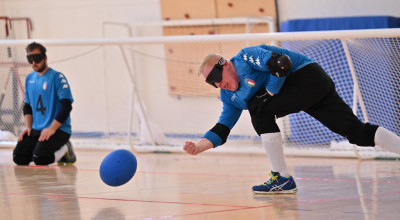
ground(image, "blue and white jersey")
xmin=203 ymin=45 xmax=314 ymax=147
xmin=24 ymin=68 xmax=74 ymax=134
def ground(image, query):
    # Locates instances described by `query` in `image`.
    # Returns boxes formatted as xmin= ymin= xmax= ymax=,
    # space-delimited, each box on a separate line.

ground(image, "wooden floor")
xmin=1 ymin=148 xmax=400 ymax=220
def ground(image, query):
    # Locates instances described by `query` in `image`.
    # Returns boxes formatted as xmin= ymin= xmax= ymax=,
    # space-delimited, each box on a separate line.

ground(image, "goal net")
xmin=1 ymin=28 xmax=400 ymax=159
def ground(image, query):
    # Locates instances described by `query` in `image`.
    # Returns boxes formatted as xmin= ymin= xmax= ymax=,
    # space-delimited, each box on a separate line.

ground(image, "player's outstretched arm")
xmin=183 ymin=138 xmax=213 ymax=155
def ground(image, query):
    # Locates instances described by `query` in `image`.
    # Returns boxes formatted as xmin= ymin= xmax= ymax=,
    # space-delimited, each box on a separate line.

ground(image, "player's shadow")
xmin=13 ymin=165 xmax=82 ymax=219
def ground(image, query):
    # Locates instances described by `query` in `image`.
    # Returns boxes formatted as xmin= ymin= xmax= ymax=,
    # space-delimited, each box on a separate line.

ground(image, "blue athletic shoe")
xmin=252 ymin=171 xmax=298 ymax=194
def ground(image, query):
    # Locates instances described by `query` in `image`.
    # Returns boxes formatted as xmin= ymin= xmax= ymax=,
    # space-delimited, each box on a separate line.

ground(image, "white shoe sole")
xmin=252 ymin=188 xmax=298 ymax=195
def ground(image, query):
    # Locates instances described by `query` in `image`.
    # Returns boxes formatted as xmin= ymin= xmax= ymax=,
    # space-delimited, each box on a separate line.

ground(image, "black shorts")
xmin=248 ymin=62 xmax=378 ymax=146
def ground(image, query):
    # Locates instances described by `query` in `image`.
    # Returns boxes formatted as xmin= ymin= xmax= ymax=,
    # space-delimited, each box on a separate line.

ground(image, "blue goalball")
xmin=99 ymin=149 xmax=137 ymax=187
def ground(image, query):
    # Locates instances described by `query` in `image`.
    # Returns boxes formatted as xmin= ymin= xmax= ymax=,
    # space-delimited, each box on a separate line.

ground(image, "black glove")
xmin=253 ymin=88 xmax=273 ymax=103
xmin=248 ymin=88 xmax=273 ymax=118
xmin=267 ymin=52 xmax=292 ymax=77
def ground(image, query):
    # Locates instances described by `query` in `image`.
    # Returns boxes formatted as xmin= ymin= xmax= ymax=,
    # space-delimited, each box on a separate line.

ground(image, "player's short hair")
xmin=198 ymin=53 xmax=223 ymax=76
xmin=26 ymin=42 xmax=47 ymax=55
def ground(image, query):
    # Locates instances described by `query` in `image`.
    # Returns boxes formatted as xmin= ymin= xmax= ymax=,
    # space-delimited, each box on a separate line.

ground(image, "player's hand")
xmin=248 ymin=88 xmax=275 ymax=116
xmin=18 ymin=128 xmax=32 ymax=142
xmin=184 ymin=141 xmax=200 ymax=155
xmin=250 ymin=88 xmax=273 ymax=108
xmin=183 ymin=141 xmax=209 ymax=155
xmin=39 ymin=128 xmax=56 ymax=142
xmin=255 ymin=89 xmax=273 ymax=102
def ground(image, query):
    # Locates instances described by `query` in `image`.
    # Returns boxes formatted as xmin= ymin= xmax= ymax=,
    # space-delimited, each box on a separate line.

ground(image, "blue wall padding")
xmin=281 ymin=16 xmax=400 ymax=32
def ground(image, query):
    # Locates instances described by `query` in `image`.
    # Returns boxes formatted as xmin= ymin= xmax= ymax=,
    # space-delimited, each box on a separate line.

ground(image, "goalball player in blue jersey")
xmin=183 ymin=44 xmax=400 ymax=194
xmin=13 ymin=42 xmax=76 ymax=166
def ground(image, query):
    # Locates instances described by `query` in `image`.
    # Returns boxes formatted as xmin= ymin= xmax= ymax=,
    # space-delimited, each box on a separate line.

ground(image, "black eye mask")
xmin=205 ymin=57 xmax=226 ymax=88
xmin=27 ymin=53 xmax=46 ymax=64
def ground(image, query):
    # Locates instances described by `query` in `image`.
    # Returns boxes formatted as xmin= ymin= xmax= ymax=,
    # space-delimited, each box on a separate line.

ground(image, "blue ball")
xmin=100 ymin=149 xmax=137 ymax=187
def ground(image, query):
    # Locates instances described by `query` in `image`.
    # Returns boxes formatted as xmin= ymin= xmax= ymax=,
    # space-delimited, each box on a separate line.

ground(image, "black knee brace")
xmin=13 ymin=154 xmax=32 ymax=165
xmin=346 ymin=123 xmax=379 ymax=146
xmin=249 ymin=95 xmax=280 ymax=135
xmin=33 ymin=154 xmax=55 ymax=165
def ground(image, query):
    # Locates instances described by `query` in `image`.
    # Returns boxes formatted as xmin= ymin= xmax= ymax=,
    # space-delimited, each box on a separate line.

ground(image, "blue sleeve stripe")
xmin=203 ymin=131 xmax=222 ymax=148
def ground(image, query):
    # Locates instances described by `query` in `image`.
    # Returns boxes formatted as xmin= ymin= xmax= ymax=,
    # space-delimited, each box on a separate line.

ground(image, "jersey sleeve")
xmin=258 ymin=44 xmax=291 ymax=56
xmin=238 ymin=46 xmax=274 ymax=72
xmin=259 ymin=44 xmax=315 ymax=72
xmin=55 ymin=73 xmax=74 ymax=102
xmin=249 ymin=44 xmax=289 ymax=94
xmin=266 ymin=75 xmax=286 ymax=94
xmin=202 ymin=101 xmax=243 ymax=147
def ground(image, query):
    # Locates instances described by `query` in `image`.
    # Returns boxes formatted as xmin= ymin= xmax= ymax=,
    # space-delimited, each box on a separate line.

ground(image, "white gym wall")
xmin=3 ymin=0 xmax=400 ymax=38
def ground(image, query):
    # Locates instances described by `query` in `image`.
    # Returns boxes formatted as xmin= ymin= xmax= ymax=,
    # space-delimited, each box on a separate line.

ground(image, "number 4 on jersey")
xmin=36 ymin=95 xmax=46 ymax=115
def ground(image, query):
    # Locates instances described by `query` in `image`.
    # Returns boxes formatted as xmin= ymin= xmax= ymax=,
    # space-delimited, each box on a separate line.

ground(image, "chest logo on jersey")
xmin=43 ymin=81 xmax=47 ymax=90
xmin=245 ymin=78 xmax=256 ymax=87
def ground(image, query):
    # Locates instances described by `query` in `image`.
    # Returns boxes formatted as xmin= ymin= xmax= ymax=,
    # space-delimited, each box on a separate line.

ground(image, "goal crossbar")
xmin=1 ymin=28 xmax=400 ymax=46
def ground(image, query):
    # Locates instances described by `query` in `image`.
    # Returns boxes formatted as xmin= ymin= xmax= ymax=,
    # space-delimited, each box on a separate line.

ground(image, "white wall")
xmin=278 ymin=0 xmax=400 ymax=23
xmin=2 ymin=0 xmax=161 ymax=39
xmin=4 ymin=0 xmax=399 ymax=39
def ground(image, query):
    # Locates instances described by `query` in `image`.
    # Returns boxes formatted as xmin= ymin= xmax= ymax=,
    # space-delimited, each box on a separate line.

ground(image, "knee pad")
xmin=347 ymin=123 xmax=379 ymax=146
xmin=33 ymin=154 xmax=55 ymax=165
xmin=251 ymin=117 xmax=280 ymax=135
xmin=249 ymin=102 xmax=280 ymax=135
xmin=13 ymin=154 xmax=32 ymax=165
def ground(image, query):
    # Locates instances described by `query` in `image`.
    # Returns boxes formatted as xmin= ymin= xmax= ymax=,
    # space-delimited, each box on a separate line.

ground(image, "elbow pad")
xmin=210 ymin=123 xmax=230 ymax=145
xmin=23 ymin=103 xmax=32 ymax=115
xmin=267 ymin=52 xmax=292 ymax=77
xmin=55 ymin=99 xmax=72 ymax=123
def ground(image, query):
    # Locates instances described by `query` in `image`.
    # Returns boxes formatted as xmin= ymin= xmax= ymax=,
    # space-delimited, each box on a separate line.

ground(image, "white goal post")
xmin=1 ymin=28 xmax=400 ymax=159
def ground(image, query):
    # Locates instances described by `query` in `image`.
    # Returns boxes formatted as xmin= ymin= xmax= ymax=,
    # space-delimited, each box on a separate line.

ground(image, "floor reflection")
xmin=91 ymin=207 xmax=125 ymax=220
xmin=13 ymin=165 xmax=82 ymax=220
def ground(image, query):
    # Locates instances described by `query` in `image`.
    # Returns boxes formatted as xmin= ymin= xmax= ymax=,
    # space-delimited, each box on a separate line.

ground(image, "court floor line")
xmin=1 ymin=190 xmax=399 ymax=211
xmin=0 ymin=192 xmax=251 ymax=208
xmin=136 ymin=190 xmax=400 ymax=220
